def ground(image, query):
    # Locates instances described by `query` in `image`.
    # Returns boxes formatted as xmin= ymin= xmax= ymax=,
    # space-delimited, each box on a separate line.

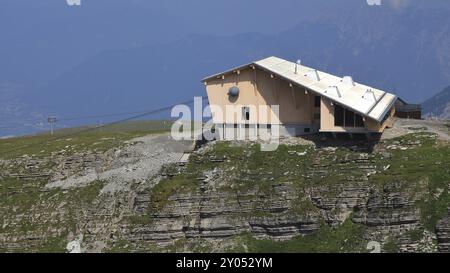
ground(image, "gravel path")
xmin=45 ymin=134 xmax=194 ymax=193
xmin=382 ymin=118 xmax=450 ymax=141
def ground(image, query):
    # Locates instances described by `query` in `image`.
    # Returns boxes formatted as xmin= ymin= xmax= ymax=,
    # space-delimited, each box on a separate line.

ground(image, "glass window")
xmin=345 ymin=109 xmax=355 ymax=127
xmin=335 ymin=105 xmax=365 ymax=127
xmin=314 ymin=96 xmax=321 ymax=108
xmin=334 ymin=105 xmax=344 ymax=126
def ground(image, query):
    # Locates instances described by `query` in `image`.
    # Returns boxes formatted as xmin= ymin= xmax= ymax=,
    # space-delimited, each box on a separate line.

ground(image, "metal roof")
xmin=203 ymin=56 xmax=398 ymax=122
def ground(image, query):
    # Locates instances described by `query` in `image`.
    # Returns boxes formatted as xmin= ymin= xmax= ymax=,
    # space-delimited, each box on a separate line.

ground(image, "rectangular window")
xmin=242 ymin=107 xmax=250 ymax=121
xmin=304 ymin=128 xmax=311 ymax=133
xmin=345 ymin=109 xmax=355 ymax=127
xmin=334 ymin=105 xmax=344 ymax=126
xmin=335 ymin=105 xmax=365 ymax=128
xmin=314 ymin=96 xmax=321 ymax=108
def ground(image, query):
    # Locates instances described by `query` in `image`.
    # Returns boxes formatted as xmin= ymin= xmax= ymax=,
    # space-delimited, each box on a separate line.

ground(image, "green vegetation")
xmin=419 ymin=191 xmax=450 ymax=231
xmin=149 ymin=174 xmax=200 ymax=211
xmin=406 ymin=229 xmax=424 ymax=242
xmin=37 ymin=233 xmax=70 ymax=253
xmin=0 ymin=176 xmax=105 ymax=252
xmin=147 ymin=132 xmax=449 ymax=252
xmin=0 ymin=120 xmax=173 ymax=252
xmin=383 ymin=237 xmax=400 ymax=253
xmin=229 ymin=220 xmax=367 ymax=253
xmin=370 ymin=133 xmax=450 ymax=230
xmin=0 ymin=120 xmax=172 ymax=159
xmin=147 ymin=142 xmax=315 ymax=217
xmin=1 ymin=129 xmax=449 ymax=252
xmin=206 ymin=142 xmax=313 ymax=191
xmin=106 ymin=239 xmax=139 ymax=253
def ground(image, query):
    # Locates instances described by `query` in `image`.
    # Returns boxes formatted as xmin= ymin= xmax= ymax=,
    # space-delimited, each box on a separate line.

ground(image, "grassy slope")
xmin=0 ymin=120 xmax=172 ymax=159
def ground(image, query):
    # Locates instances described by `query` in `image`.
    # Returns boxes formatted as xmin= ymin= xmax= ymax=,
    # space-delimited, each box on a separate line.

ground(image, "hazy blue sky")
xmin=1 ymin=0 xmax=448 ymax=86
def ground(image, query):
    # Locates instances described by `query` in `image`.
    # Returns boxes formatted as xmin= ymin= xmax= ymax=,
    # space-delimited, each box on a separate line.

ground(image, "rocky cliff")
xmin=0 ymin=124 xmax=449 ymax=253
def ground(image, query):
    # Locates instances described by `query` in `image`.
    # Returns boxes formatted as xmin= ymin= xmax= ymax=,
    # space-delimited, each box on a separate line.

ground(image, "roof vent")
xmin=362 ymin=89 xmax=377 ymax=102
xmin=324 ymin=86 xmax=341 ymax=98
xmin=305 ymin=69 xmax=320 ymax=81
xmin=342 ymin=76 xmax=355 ymax=86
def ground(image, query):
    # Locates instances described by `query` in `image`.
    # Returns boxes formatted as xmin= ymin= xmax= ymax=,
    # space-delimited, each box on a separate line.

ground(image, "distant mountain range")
xmin=29 ymin=6 xmax=450 ymax=120
xmin=1 ymin=1 xmax=450 ymax=136
xmin=422 ymin=86 xmax=450 ymax=120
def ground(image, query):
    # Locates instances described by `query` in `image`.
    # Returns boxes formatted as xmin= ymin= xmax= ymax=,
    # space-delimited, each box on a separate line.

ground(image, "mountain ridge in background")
xmin=31 ymin=6 xmax=450 ymax=121
xmin=422 ymin=86 xmax=450 ymax=119
xmin=1 ymin=1 xmax=450 ymax=136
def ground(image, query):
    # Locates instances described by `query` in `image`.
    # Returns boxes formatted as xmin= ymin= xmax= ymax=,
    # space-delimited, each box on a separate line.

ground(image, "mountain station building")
xmin=202 ymin=56 xmax=400 ymax=140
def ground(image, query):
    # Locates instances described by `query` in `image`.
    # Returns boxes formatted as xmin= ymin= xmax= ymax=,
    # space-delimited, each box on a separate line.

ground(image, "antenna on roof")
xmin=295 ymin=59 xmax=301 ymax=74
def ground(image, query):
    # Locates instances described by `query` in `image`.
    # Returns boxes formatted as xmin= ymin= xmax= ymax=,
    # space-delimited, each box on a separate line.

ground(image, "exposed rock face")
xmin=112 ymin=138 xmax=439 ymax=252
xmin=59 ymin=133 xmax=450 ymax=252
xmin=129 ymin=184 xmax=321 ymax=246
xmin=352 ymin=183 xmax=422 ymax=233
xmin=125 ymin=178 xmax=425 ymax=250
xmin=436 ymin=211 xmax=450 ymax=252
xmin=1 ymin=131 xmax=449 ymax=253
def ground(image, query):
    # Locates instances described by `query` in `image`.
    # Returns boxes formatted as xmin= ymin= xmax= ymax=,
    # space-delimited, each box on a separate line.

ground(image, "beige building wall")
xmin=205 ymin=67 xmax=315 ymax=125
xmin=366 ymin=107 xmax=396 ymax=132
xmin=320 ymin=98 xmax=393 ymax=133
xmin=205 ymin=66 xmax=393 ymax=135
xmin=320 ymin=98 xmax=335 ymax=131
